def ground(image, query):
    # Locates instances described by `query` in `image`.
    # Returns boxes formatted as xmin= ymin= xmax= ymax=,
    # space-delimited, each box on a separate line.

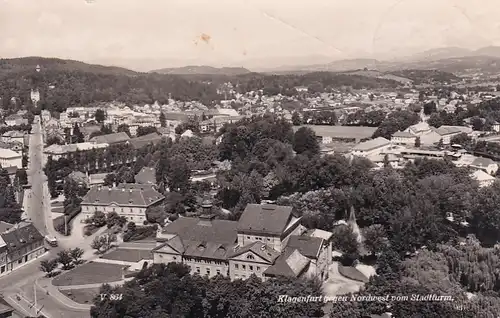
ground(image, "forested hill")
xmin=0 ymin=57 xmax=402 ymax=113
xmin=0 ymin=57 xmax=138 ymax=78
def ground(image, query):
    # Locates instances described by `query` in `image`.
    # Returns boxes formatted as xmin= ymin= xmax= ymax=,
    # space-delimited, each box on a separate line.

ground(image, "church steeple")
xmin=347 ymin=205 xmax=362 ymax=244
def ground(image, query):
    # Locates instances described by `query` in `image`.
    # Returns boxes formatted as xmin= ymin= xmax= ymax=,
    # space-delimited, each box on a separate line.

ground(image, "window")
xmin=216 ymin=269 xmax=221 ymax=275
xmin=206 ymin=268 xmax=211 ymax=276
xmin=249 ymin=266 xmax=253 ymax=271
xmin=246 ymin=254 xmax=254 ymax=260
xmin=196 ymin=267 xmax=200 ymax=273
xmin=257 ymin=266 xmax=261 ymax=271
xmin=173 ymin=256 xmax=177 ymax=260
xmin=18 ymin=259 xmax=22 ymax=264
xmin=242 ymin=265 xmax=246 ymax=270
xmin=247 ymin=236 xmax=250 ymax=240
xmin=121 ymin=208 xmax=123 ymax=212
xmin=267 ymin=238 xmax=271 ymax=241
xmin=234 ymin=264 xmax=239 ymax=269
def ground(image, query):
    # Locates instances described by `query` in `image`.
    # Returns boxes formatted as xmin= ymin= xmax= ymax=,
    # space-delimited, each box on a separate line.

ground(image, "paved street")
xmin=0 ymin=117 xmax=92 ymax=318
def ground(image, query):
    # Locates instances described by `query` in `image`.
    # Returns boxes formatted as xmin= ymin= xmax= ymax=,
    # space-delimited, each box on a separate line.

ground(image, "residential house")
xmin=434 ymin=126 xmax=473 ymax=145
xmin=492 ymin=121 xmax=500 ymax=133
xmin=391 ymin=131 xmax=417 ymax=146
xmin=0 ymin=222 xmax=45 ymax=274
xmin=90 ymin=132 xmax=130 ymax=145
xmin=3 ymin=115 xmax=27 ymax=127
xmin=44 ymin=142 xmax=108 ymax=160
xmin=153 ymin=203 xmax=332 ymax=281
xmin=0 ymin=149 xmax=22 ymax=168
xmin=351 ymin=137 xmax=392 ymax=157
xmin=88 ymin=173 xmax=107 ymax=187
xmin=1 ymin=131 xmax=25 ymax=147
xmin=80 ymin=183 xmax=165 ymax=224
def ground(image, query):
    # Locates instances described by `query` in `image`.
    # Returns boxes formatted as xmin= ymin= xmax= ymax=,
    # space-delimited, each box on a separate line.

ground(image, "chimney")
xmin=201 ymin=199 xmax=213 ymax=214
xmin=197 ymin=214 xmax=216 ymax=226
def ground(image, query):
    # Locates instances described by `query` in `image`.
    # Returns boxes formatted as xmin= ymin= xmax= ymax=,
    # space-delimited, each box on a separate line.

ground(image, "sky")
xmin=1 ymin=0 xmax=500 ymax=71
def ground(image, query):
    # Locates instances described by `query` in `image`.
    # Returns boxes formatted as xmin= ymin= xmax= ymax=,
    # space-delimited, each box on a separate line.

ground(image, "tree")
xmin=72 ymin=123 xmax=84 ymax=143
xmin=95 ymin=109 xmax=106 ymax=123
xmin=423 ymin=101 xmax=437 ymax=115
xmin=471 ymin=116 xmax=485 ymax=131
xmin=136 ymin=126 xmax=158 ymax=137
xmin=292 ymin=127 xmax=320 ymax=155
xmin=291 ymin=111 xmax=301 ymax=125
xmin=362 ymin=224 xmax=389 ymax=256
xmin=106 ymin=211 xmax=127 ymax=228
xmin=117 ymin=124 xmax=131 ymax=137
xmin=331 ymin=225 xmax=359 ymax=264
xmin=86 ymin=211 xmax=107 ymax=227
xmin=39 ymin=259 xmax=58 ymax=277
xmin=91 ymin=234 xmax=117 ymax=253
xmin=159 ymin=112 xmax=166 ymax=127
xmin=414 ymin=136 xmax=421 ymax=148
xmin=70 ymin=247 xmax=84 ymax=265
xmin=57 ymin=250 xmax=74 ymax=270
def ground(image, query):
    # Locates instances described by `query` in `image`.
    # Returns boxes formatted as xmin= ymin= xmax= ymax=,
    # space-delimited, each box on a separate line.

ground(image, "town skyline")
xmin=2 ymin=0 xmax=500 ymax=71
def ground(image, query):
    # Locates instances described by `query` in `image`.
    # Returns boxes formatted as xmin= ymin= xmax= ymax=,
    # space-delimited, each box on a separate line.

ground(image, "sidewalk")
xmin=36 ymin=277 xmax=92 ymax=311
xmin=56 ymin=277 xmax=134 ymax=290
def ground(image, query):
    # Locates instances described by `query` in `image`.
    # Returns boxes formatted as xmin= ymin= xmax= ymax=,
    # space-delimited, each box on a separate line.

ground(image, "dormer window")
xmin=246 ymin=254 xmax=254 ymax=260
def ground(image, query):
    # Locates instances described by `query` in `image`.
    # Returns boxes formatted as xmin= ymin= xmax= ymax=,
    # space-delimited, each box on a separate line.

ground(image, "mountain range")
xmin=4 ymin=46 xmax=500 ymax=78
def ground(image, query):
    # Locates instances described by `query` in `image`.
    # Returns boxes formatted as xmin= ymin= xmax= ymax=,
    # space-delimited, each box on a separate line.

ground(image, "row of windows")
xmin=90 ymin=206 xmax=144 ymax=214
xmin=234 ymin=263 xmax=261 ymax=272
xmin=195 ymin=267 xmax=222 ymax=276
xmin=246 ymin=236 xmax=271 ymax=242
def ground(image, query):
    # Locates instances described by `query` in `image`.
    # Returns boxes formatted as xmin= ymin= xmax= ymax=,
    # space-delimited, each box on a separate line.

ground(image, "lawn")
xmin=60 ymin=287 xmax=100 ymax=305
xmin=52 ymin=262 xmax=126 ymax=286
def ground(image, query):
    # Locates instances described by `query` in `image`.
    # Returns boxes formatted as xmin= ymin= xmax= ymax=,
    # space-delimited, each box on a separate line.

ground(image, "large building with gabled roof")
xmin=153 ymin=203 xmax=333 ymax=281
xmin=81 ymin=183 xmax=165 ymax=225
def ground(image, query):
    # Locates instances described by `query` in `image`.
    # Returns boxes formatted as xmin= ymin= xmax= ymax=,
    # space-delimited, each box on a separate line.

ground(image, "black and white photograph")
xmin=0 ymin=0 xmax=500 ymax=317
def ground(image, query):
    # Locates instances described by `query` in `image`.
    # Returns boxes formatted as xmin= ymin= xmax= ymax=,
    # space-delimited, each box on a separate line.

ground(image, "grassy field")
xmin=52 ymin=262 xmax=126 ymax=286
xmin=60 ymin=287 xmax=100 ymax=305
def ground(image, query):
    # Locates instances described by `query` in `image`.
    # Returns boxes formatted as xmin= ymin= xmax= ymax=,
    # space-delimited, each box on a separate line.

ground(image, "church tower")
xmin=347 ymin=206 xmax=362 ymax=244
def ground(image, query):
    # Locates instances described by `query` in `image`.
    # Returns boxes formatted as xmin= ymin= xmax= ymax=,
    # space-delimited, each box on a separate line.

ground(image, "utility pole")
xmin=34 ymin=283 xmax=37 ymax=314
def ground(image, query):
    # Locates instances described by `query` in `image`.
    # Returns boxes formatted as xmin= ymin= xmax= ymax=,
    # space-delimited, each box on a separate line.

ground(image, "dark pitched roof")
xmin=129 ymin=132 xmax=163 ymax=149
xmin=237 ymin=204 xmax=295 ymax=235
xmin=90 ymin=132 xmax=130 ymax=144
xmin=154 ymin=236 xmax=236 ymax=261
xmin=81 ymin=183 xmax=164 ymax=207
xmin=135 ymin=167 xmax=156 ymax=185
xmin=161 ymin=216 xmax=238 ymax=245
xmin=1 ymin=223 xmax=44 ymax=253
xmin=229 ymin=241 xmax=281 ymax=263
xmin=286 ymin=235 xmax=323 ymax=259
xmin=263 ymin=248 xmax=310 ymax=278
